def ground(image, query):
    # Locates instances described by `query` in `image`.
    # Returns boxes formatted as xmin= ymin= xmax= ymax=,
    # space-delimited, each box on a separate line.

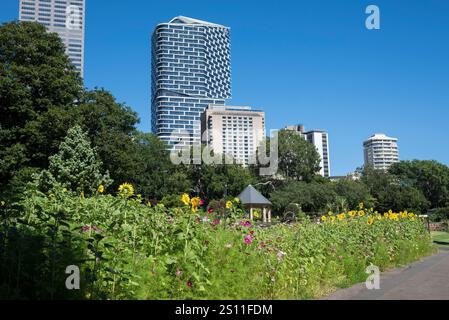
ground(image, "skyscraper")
xmin=151 ymin=16 xmax=231 ymax=150
xmin=364 ymin=133 xmax=399 ymax=171
xmin=19 ymin=0 xmax=86 ymax=77
xmin=201 ymin=105 xmax=265 ymax=165
xmin=285 ymin=125 xmax=331 ymax=177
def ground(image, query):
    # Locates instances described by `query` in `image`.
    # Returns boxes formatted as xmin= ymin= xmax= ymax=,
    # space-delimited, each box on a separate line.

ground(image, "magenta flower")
xmin=187 ymin=281 xmax=193 ymax=288
xmin=208 ymin=208 xmax=214 ymax=214
xmin=82 ymin=226 xmax=90 ymax=233
xmin=213 ymin=219 xmax=219 ymax=226
xmin=92 ymin=226 xmax=102 ymax=233
xmin=244 ymin=221 xmax=251 ymax=227
xmin=244 ymin=235 xmax=253 ymax=245
xmin=199 ymin=199 xmax=205 ymax=206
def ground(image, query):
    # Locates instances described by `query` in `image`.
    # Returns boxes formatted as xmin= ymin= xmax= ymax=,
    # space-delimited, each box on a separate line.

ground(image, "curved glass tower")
xmin=151 ymin=16 xmax=231 ymax=150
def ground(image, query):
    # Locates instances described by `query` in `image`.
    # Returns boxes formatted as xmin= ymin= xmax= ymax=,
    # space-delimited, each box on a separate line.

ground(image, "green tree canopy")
xmin=278 ymin=130 xmax=321 ymax=182
xmin=389 ymin=160 xmax=449 ymax=208
xmin=37 ymin=125 xmax=110 ymax=194
xmin=0 ymin=21 xmax=82 ymax=192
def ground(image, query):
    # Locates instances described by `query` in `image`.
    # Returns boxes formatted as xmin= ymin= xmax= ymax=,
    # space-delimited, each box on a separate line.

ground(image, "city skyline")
xmin=1 ymin=0 xmax=449 ymax=175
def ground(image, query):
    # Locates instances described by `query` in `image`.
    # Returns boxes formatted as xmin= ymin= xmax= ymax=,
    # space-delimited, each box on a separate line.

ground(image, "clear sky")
xmin=2 ymin=0 xmax=449 ymax=175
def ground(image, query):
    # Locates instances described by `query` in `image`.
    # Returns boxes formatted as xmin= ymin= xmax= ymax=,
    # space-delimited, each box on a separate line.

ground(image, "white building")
xmin=201 ymin=106 xmax=265 ymax=165
xmin=285 ymin=125 xmax=331 ymax=177
xmin=364 ymin=133 xmax=399 ymax=171
xmin=19 ymin=0 xmax=86 ymax=77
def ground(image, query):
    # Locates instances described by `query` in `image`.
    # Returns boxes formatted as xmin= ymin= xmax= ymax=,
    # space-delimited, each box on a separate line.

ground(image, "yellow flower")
xmin=377 ymin=215 xmax=383 ymax=221
xmin=118 ymin=183 xmax=134 ymax=198
xmin=358 ymin=210 xmax=365 ymax=217
xmin=181 ymin=193 xmax=191 ymax=206
xmin=98 ymin=185 xmax=105 ymax=194
xmin=358 ymin=203 xmax=364 ymax=210
xmin=348 ymin=210 xmax=356 ymax=217
xmin=367 ymin=216 xmax=374 ymax=225
xmin=191 ymin=197 xmax=201 ymax=213
xmin=254 ymin=210 xmax=261 ymax=219
xmin=146 ymin=201 xmax=152 ymax=207
xmin=330 ymin=216 xmax=336 ymax=223
xmin=408 ymin=212 xmax=415 ymax=218
xmin=328 ymin=211 xmax=334 ymax=216
xmin=234 ymin=197 xmax=240 ymax=204
xmin=226 ymin=201 xmax=232 ymax=209
xmin=337 ymin=213 xmax=346 ymax=221
xmin=321 ymin=216 xmax=327 ymax=222
xmin=410 ymin=217 xmax=415 ymax=222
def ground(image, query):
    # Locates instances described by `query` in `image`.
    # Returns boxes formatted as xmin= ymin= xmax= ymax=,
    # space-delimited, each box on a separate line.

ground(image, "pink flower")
xmin=208 ymin=208 xmax=214 ymax=214
xmin=244 ymin=221 xmax=251 ymax=227
xmin=277 ymin=251 xmax=286 ymax=262
xmin=200 ymin=199 xmax=205 ymax=206
xmin=176 ymin=270 xmax=182 ymax=276
xmin=82 ymin=226 xmax=90 ymax=233
xmin=244 ymin=235 xmax=252 ymax=245
xmin=187 ymin=281 xmax=193 ymax=288
xmin=92 ymin=226 xmax=102 ymax=233
xmin=213 ymin=219 xmax=219 ymax=226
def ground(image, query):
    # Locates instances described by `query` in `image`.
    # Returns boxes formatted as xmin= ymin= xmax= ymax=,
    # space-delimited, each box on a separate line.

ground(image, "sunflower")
xmin=226 ymin=201 xmax=232 ymax=209
xmin=367 ymin=216 xmax=374 ymax=225
xmin=181 ymin=194 xmax=191 ymax=206
xmin=321 ymin=216 xmax=327 ymax=222
xmin=98 ymin=185 xmax=105 ymax=194
xmin=118 ymin=183 xmax=134 ymax=198
xmin=191 ymin=197 xmax=201 ymax=213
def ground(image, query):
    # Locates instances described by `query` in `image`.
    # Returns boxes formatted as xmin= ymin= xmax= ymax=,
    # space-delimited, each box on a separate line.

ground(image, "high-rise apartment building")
xmin=285 ymin=125 xmax=331 ymax=177
xmin=364 ymin=133 xmax=399 ymax=171
xmin=151 ymin=16 xmax=231 ymax=150
xmin=201 ymin=106 xmax=265 ymax=165
xmin=19 ymin=0 xmax=86 ymax=77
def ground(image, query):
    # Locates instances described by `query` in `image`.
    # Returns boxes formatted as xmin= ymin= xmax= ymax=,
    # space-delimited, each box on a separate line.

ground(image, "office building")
xmin=201 ymin=106 xmax=265 ymax=165
xmin=285 ymin=125 xmax=331 ymax=177
xmin=364 ymin=133 xmax=399 ymax=170
xmin=19 ymin=0 xmax=86 ymax=77
xmin=151 ymin=16 xmax=231 ymax=150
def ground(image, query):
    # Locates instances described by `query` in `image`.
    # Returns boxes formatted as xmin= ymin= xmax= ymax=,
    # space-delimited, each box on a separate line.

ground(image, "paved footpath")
xmin=324 ymin=248 xmax=449 ymax=300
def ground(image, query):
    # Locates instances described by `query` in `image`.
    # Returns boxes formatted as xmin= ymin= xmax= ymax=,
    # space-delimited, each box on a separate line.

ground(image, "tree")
xmin=37 ymin=125 xmax=110 ymax=194
xmin=277 ymin=130 xmax=321 ymax=182
xmin=0 ymin=21 xmax=82 ymax=192
xmin=334 ymin=178 xmax=374 ymax=209
xmin=389 ymin=160 xmax=449 ymax=209
xmin=270 ymin=180 xmax=336 ymax=214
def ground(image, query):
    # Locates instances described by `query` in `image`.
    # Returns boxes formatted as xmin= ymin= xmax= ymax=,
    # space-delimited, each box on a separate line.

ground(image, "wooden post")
xmin=263 ymin=207 xmax=267 ymax=223
xmin=268 ymin=208 xmax=272 ymax=223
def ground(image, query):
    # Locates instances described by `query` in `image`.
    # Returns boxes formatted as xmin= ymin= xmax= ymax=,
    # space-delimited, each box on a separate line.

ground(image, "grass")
xmin=431 ymin=231 xmax=449 ymax=246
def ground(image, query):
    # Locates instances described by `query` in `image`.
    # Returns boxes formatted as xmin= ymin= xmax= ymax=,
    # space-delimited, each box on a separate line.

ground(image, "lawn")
xmin=431 ymin=231 xmax=449 ymax=246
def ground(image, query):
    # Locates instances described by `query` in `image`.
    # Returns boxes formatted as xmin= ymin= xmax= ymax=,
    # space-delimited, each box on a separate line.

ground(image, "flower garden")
xmin=0 ymin=184 xmax=434 ymax=300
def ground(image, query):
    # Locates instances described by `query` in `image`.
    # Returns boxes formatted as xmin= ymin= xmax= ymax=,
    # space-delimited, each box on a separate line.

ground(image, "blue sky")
xmin=2 ymin=0 xmax=449 ymax=175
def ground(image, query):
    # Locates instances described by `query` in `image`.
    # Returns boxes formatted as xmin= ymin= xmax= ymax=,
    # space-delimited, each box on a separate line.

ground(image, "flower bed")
xmin=0 ymin=188 xmax=434 ymax=300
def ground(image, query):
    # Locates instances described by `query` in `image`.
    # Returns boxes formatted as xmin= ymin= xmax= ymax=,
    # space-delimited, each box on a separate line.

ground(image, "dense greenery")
xmin=0 ymin=189 xmax=433 ymax=299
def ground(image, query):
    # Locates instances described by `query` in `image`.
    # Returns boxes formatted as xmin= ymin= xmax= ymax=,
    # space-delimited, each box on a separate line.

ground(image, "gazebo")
xmin=238 ymin=185 xmax=273 ymax=223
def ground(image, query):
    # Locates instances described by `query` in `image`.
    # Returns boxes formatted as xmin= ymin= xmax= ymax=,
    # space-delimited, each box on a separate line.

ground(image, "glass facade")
xmin=151 ymin=16 xmax=232 ymax=150
xmin=19 ymin=0 xmax=86 ymax=77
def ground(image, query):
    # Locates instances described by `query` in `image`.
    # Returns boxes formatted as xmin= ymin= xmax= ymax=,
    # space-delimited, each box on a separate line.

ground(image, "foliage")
xmin=389 ymin=160 xmax=449 ymax=209
xmin=277 ymin=130 xmax=321 ymax=182
xmin=0 ymin=21 xmax=83 ymax=193
xmin=36 ymin=125 xmax=111 ymax=194
xmin=0 ymin=190 xmax=433 ymax=300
